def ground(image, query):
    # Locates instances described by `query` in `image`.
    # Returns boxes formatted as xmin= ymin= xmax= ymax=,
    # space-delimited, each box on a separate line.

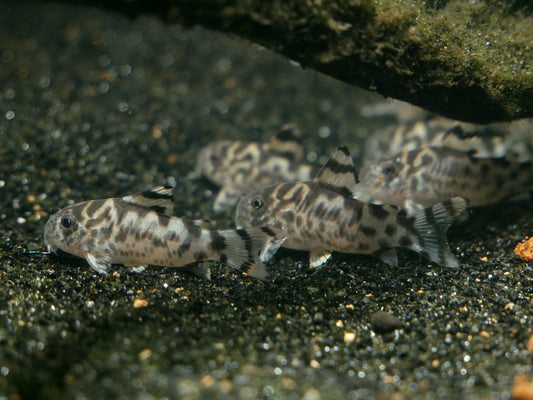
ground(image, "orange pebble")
xmin=515 ymin=237 xmax=533 ymax=262
xmin=512 ymin=373 xmax=533 ymax=400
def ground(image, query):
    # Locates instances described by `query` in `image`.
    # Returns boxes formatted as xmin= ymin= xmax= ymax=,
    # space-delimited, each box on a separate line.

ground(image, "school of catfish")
xmin=43 ymin=101 xmax=533 ymax=279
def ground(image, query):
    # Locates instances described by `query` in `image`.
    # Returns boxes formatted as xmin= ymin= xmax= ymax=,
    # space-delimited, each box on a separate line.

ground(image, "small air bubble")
xmin=5 ymin=111 xmax=15 ymax=120
xmin=118 ymin=102 xmax=129 ymax=112
xmin=98 ymin=82 xmax=110 ymax=94
xmin=4 ymin=88 xmax=15 ymax=99
xmin=214 ymin=100 xmax=229 ymax=114
xmin=161 ymin=53 xmax=174 ymax=67
xmin=39 ymin=76 xmax=51 ymax=88
xmin=118 ymin=64 xmax=132 ymax=77
xmin=318 ymin=126 xmax=331 ymax=138
xmin=98 ymin=54 xmax=111 ymax=68
xmin=306 ymin=151 xmax=318 ymax=162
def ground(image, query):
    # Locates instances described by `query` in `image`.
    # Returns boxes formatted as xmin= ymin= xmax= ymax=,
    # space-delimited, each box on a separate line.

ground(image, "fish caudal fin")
xmin=219 ymin=228 xmax=276 ymax=280
xmin=411 ymin=197 xmax=469 ymax=267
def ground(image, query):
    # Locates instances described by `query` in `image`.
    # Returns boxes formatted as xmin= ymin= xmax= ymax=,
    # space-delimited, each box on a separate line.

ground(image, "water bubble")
xmin=98 ymin=54 xmax=111 ymax=67
xmin=39 ymin=76 xmax=51 ymax=88
xmin=318 ymin=126 xmax=331 ymax=138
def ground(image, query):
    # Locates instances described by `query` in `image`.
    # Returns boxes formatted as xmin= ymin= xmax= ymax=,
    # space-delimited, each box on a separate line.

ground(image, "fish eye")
xmin=251 ymin=198 xmax=264 ymax=209
xmin=382 ymin=163 xmax=396 ymax=176
xmin=60 ymin=215 xmax=74 ymax=229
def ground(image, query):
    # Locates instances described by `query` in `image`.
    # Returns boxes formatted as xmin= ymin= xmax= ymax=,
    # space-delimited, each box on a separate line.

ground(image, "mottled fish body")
xmin=193 ymin=124 xmax=312 ymax=211
xmin=364 ymin=116 xmax=532 ymax=165
xmin=44 ymin=186 xmax=274 ymax=279
xmin=355 ymin=146 xmax=533 ymax=212
xmin=236 ymin=147 xmax=468 ymax=268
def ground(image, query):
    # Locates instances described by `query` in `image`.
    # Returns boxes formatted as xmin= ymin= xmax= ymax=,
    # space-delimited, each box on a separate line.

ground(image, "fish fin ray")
xmin=259 ymin=234 xmax=287 ymax=263
xmin=409 ymin=197 xmax=469 ymax=267
xmin=313 ymin=146 xmax=359 ymax=198
xmin=309 ymin=250 xmax=332 ymax=268
xmin=218 ymin=228 xmax=277 ymax=280
xmin=85 ymin=251 xmax=112 ymax=274
xmin=375 ymin=248 xmax=398 ymax=267
xmin=122 ymin=185 xmax=174 ymax=215
xmin=126 ymin=265 xmax=147 ymax=273
xmin=186 ymin=263 xmax=211 ymax=280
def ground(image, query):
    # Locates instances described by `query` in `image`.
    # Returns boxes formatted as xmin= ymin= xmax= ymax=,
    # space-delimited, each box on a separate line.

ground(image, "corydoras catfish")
xmin=236 ymin=147 xmax=468 ymax=268
xmin=355 ymin=146 xmax=533 ymax=213
xmin=193 ymin=124 xmax=312 ymax=212
xmin=44 ymin=185 xmax=276 ymax=279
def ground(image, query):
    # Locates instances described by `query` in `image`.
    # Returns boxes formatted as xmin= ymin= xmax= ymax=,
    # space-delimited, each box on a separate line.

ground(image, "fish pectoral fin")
xmin=309 ymin=250 xmax=332 ymax=268
xmin=259 ymin=236 xmax=288 ymax=263
xmin=186 ymin=263 xmax=211 ymax=280
xmin=84 ymin=251 xmax=112 ymax=274
xmin=126 ymin=264 xmax=148 ymax=273
xmin=375 ymin=248 xmax=398 ymax=267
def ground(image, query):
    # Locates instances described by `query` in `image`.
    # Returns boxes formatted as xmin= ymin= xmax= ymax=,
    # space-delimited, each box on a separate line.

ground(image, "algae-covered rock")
xmin=52 ymin=0 xmax=533 ymax=123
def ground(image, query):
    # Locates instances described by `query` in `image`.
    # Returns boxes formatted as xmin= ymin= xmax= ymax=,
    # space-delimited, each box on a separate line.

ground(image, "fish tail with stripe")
xmin=408 ymin=197 xmax=469 ymax=267
xmin=218 ymin=227 xmax=276 ymax=280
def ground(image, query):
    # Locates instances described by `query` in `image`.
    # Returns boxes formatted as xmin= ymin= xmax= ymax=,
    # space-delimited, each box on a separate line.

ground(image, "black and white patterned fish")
xmin=363 ymin=106 xmax=533 ymax=166
xmin=44 ymin=186 xmax=276 ymax=279
xmin=354 ymin=146 xmax=533 ymax=213
xmin=193 ymin=124 xmax=312 ymax=212
xmin=236 ymin=147 xmax=468 ymax=269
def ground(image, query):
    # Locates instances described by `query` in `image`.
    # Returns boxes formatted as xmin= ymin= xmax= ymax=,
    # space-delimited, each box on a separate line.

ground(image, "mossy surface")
xmin=1 ymin=2 xmax=533 ymax=399
xmin=48 ymin=0 xmax=533 ymax=122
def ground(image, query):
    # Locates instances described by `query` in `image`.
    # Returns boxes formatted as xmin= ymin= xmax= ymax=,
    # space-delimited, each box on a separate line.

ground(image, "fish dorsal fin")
xmin=313 ymin=146 xmax=359 ymax=198
xmin=122 ymin=185 xmax=174 ymax=215
xmin=269 ymin=123 xmax=304 ymax=161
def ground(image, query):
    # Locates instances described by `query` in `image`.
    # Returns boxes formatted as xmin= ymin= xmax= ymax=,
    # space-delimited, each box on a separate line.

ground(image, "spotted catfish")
xmin=363 ymin=112 xmax=532 ymax=165
xmin=193 ymin=124 xmax=312 ymax=212
xmin=44 ymin=186 xmax=276 ymax=279
xmin=236 ymin=146 xmax=469 ymax=269
xmin=354 ymin=146 xmax=533 ymax=213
